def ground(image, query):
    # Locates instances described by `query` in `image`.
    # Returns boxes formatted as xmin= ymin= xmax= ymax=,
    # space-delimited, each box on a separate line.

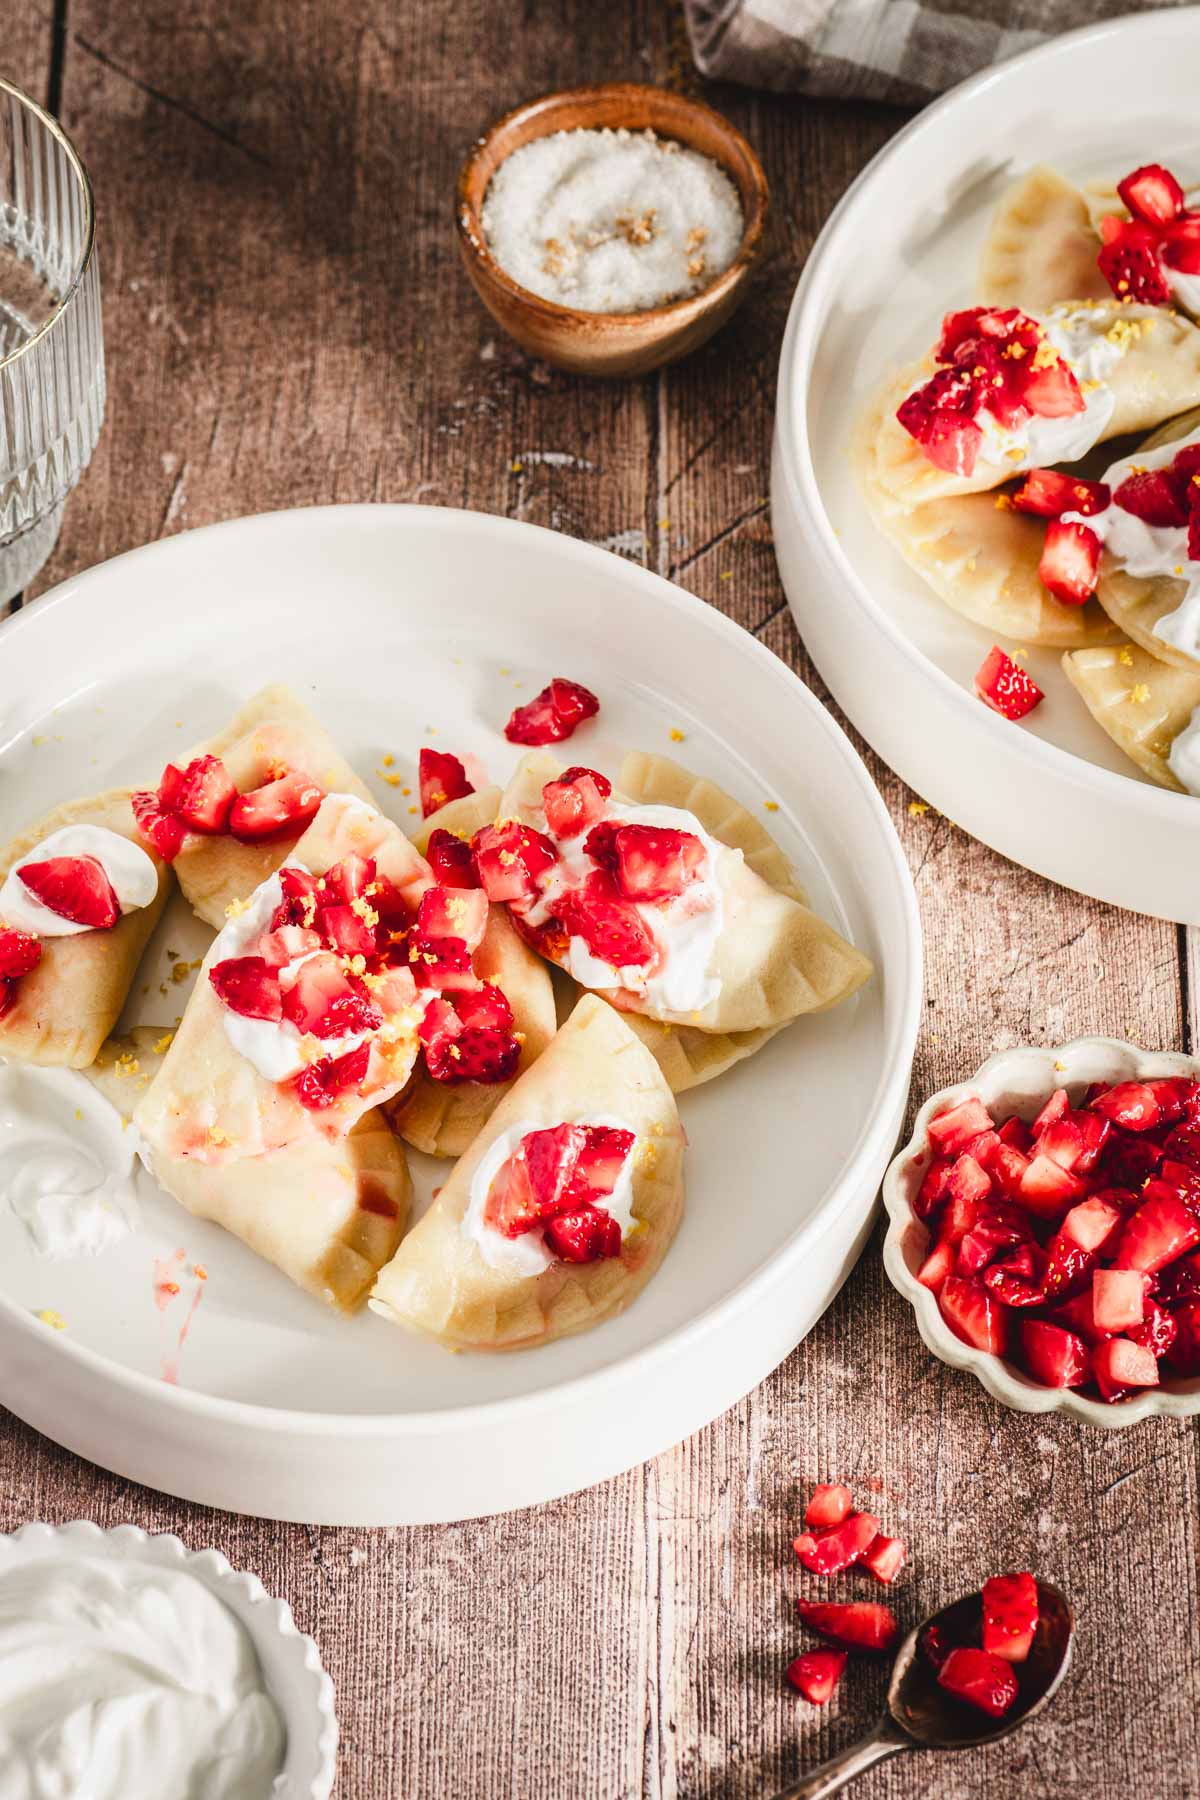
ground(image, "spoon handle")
xmin=771 ymin=1717 xmax=907 ymax=1799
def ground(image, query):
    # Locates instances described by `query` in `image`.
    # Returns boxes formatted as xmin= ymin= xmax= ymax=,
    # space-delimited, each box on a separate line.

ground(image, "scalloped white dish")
xmin=883 ymin=1036 xmax=1200 ymax=1427
xmin=0 ymin=505 xmax=921 ymax=1523
xmin=772 ymin=6 xmax=1200 ymax=923
xmin=0 ymin=1519 xmax=337 ymax=1796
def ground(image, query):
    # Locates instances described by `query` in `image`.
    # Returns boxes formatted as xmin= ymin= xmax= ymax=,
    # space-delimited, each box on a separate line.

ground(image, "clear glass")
xmin=0 ymin=77 xmax=104 ymax=605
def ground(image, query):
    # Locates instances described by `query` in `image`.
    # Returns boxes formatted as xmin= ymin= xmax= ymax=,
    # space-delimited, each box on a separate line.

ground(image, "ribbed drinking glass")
xmin=0 ymin=76 xmax=104 ymax=606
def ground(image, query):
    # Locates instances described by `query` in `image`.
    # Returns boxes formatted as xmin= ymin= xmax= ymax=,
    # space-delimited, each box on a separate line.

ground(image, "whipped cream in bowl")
xmin=0 ymin=825 xmax=158 ymax=938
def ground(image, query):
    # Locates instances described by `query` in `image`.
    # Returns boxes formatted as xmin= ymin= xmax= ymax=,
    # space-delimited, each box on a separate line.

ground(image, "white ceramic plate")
xmin=772 ymin=7 xmax=1200 ymax=924
xmin=0 ymin=505 xmax=920 ymax=1524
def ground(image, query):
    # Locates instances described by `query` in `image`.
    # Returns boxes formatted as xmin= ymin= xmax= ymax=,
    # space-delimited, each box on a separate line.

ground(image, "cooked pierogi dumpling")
xmin=370 ymin=994 xmax=685 ymax=1351
xmin=494 ymin=751 xmax=872 ymax=1037
xmin=978 ymin=166 xmax=1111 ymax=310
xmin=0 ymin=790 xmax=171 ymax=1069
xmin=1088 ymin=408 xmax=1200 ymax=672
xmin=1063 ymin=640 xmax=1200 ymax=793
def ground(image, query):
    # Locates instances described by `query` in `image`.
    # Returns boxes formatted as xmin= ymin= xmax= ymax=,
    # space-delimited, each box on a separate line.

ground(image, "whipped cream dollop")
xmin=0 ymin=1064 xmax=141 ymax=1257
xmin=973 ymin=305 xmax=1123 ymax=473
xmin=1168 ymin=706 xmax=1200 ymax=796
xmin=0 ymin=1554 xmax=285 ymax=1800
xmin=526 ymin=800 xmax=727 ymax=1019
xmin=0 ymin=825 xmax=158 ymax=938
xmin=463 ymin=1114 xmax=638 ymax=1275
xmin=1062 ymin=422 xmax=1200 ymax=663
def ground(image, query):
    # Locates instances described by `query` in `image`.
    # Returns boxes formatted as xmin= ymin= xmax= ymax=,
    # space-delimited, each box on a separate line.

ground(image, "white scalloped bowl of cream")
xmin=0 ymin=1520 xmax=337 ymax=1799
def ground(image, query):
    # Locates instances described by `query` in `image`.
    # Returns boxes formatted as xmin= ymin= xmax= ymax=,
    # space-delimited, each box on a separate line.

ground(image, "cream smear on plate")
xmin=481 ymin=127 xmax=743 ymax=314
xmin=0 ymin=1064 xmax=142 ymax=1257
xmin=0 ymin=825 xmax=157 ymax=937
xmin=463 ymin=1114 xmax=638 ymax=1275
xmin=0 ymin=1554 xmax=285 ymax=1800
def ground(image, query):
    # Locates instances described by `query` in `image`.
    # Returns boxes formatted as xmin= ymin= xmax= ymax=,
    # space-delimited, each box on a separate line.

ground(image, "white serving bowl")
xmin=772 ymin=7 xmax=1200 ymax=923
xmin=882 ymin=1037 xmax=1200 ymax=1428
xmin=0 ymin=1520 xmax=337 ymax=1796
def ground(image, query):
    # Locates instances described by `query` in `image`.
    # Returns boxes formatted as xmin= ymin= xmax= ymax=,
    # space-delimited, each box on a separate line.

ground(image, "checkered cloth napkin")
xmin=683 ymin=0 xmax=1184 ymax=105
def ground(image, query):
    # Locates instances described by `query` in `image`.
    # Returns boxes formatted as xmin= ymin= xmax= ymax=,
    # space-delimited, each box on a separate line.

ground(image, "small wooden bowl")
xmin=456 ymin=83 xmax=769 ymax=378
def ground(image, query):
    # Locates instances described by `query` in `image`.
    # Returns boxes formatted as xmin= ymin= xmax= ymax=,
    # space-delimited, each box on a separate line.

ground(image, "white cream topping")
xmin=1168 ymin=706 xmax=1200 ymax=796
xmin=525 ymin=800 xmax=727 ymax=1019
xmin=972 ymin=306 xmax=1122 ymax=473
xmin=463 ymin=1114 xmax=637 ymax=1275
xmin=0 ymin=1064 xmax=142 ymax=1257
xmin=1166 ymin=265 xmax=1200 ymax=318
xmin=1062 ymin=422 xmax=1200 ymax=663
xmin=0 ymin=826 xmax=157 ymax=938
xmin=0 ymin=1555 xmax=285 ymax=1799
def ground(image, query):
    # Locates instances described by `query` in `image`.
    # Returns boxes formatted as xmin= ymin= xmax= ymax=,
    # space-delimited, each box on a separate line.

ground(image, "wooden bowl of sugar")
xmin=456 ymin=83 xmax=769 ymax=378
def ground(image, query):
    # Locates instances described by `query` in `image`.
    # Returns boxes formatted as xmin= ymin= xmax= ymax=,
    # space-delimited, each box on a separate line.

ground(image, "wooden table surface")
xmin=5 ymin=5 xmax=1199 ymax=1797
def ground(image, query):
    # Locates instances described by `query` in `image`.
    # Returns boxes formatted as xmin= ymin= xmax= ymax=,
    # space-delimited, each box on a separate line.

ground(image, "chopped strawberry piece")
xmin=1020 ymin=1318 xmax=1090 ymax=1388
xmin=785 ymin=1649 xmax=846 ymax=1705
xmin=209 ymin=955 xmax=283 ymax=1021
xmin=1041 ymin=1230 xmax=1098 ymax=1301
xmin=426 ymin=828 xmax=480 ymax=889
xmin=938 ymin=1276 xmax=1008 ymax=1355
xmin=917 ymin=1240 xmax=956 ymax=1292
xmin=416 ymin=884 xmax=488 ymax=952
xmin=425 ymin=1024 xmax=520 ymax=1085
xmin=541 ymin=768 xmax=612 ymax=838
xmin=505 ymin=678 xmax=600 ymax=746
xmin=272 ymin=864 xmax=321 ymax=928
xmin=1128 ymin=1298 xmax=1177 ymax=1360
xmin=1166 ymin=223 xmax=1200 ymax=275
xmin=1101 ymin=1127 xmax=1163 ymax=1189
xmin=574 ymin=1125 xmax=635 ymax=1196
xmin=418 ymin=747 xmax=474 ymax=819
xmin=1118 ymin=163 xmax=1186 ymax=227
xmin=282 ymin=952 xmax=382 ymax=1038
xmin=257 ymin=924 xmax=323 ymax=968
xmin=131 ymin=789 xmax=187 ymax=861
xmin=1021 ymin=358 xmax=1084 ymax=419
xmin=795 ymin=1599 xmax=898 ymax=1654
xmin=551 ymin=871 xmax=657 ymax=970
xmin=543 ymin=1207 xmax=623 ymax=1263
xmin=1112 ymin=468 xmax=1189 ymax=528
xmin=318 ymin=903 xmax=377 ymax=959
xmin=17 ymin=855 xmax=120 ymax=930
xmin=974 ymin=647 xmax=1045 ymax=722
xmin=1018 ymin=1153 xmax=1085 ymax=1219
xmin=523 ymin=1123 xmax=590 ymax=1219
xmin=1166 ymin=1299 xmax=1200 ymax=1375
xmin=1039 ymin=518 xmax=1101 ymax=606
xmin=793 ymin=1511 xmax=879 ymax=1577
xmin=589 ymin=823 xmax=707 ymax=902
xmin=293 ymin=1041 xmax=371 ymax=1110
xmin=0 ymin=979 xmax=16 ymax=1021
xmin=861 ymin=1534 xmax=907 ymax=1586
xmin=321 ymin=854 xmax=376 ymax=905
xmin=1093 ymin=1334 xmax=1159 ymax=1400
xmin=1157 ymin=1249 xmax=1200 ymax=1306
xmin=1060 ymin=1194 xmax=1124 ymax=1255
xmin=452 ymin=982 xmax=514 ymax=1033
xmin=406 ymin=932 xmax=477 ymax=992
xmin=157 ymin=754 xmax=237 ymax=833
xmin=229 ymin=770 xmax=324 ymax=842
xmin=1011 ymin=469 xmax=1110 ymax=518
xmin=1036 ymin=1113 xmax=1086 ymax=1172
xmin=804 ymin=1484 xmax=853 ymax=1529
xmin=998 ymin=1115 xmax=1033 ymax=1153
xmin=920 ymin=1624 xmax=951 ymax=1671
xmin=0 ymin=929 xmax=41 ymax=979
xmin=896 ymin=399 xmax=984 ymax=477
xmin=982 ymin=1246 xmax=1047 ymax=1308
xmin=1031 ymin=1089 xmax=1069 ymax=1136
xmin=1114 ymin=1187 xmax=1200 ymax=1272
xmin=926 ymin=1097 xmax=994 ymax=1159
xmin=1098 ymin=220 xmax=1173 ymax=305
xmin=1048 ymin=1288 xmax=1109 ymax=1346
xmin=937 ymin=1646 xmax=1018 ymax=1718
xmin=938 ymin=1166 xmax=991 ymax=1247
xmin=982 ymin=1571 xmax=1038 ymax=1664
xmin=471 ymin=820 xmax=558 ymax=904
xmin=956 ymin=1203 xmax=1034 ymax=1277
xmin=914 ymin=1154 xmax=954 ymax=1221
xmin=1092 ymin=1267 xmax=1147 ymax=1332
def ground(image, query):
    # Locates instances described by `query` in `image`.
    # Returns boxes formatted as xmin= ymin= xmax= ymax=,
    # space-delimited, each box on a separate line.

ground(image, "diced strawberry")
xmin=293 ymin=1041 xmax=371 ymax=1110
xmin=1093 ymin=1335 xmax=1159 ymax=1400
xmin=552 ymin=871 xmax=657 ymax=969
xmin=1048 ymin=1288 xmax=1110 ymax=1346
xmin=917 ymin=1240 xmax=956 ymax=1292
xmin=938 ymin=1647 xmax=1018 ymax=1718
xmin=1073 ymin=1110 xmax=1111 ymax=1174
xmin=861 ymin=1534 xmax=907 ymax=1586
xmin=452 ymin=982 xmax=514 ymax=1033
xmin=796 ymin=1599 xmax=898 ymax=1654
xmin=1098 ymin=221 xmax=1173 ymax=305
xmin=321 ymin=854 xmax=376 ymax=905
xmin=157 ymin=754 xmax=237 ymax=833
xmin=794 ymin=1512 xmax=879 ymax=1577
xmin=598 ymin=824 xmax=707 ymax=902
xmin=982 ymin=1571 xmax=1038 ymax=1664
xmin=131 ymin=789 xmax=187 ymax=861
xmin=1128 ymin=1299 xmax=1177 ymax=1360
xmin=938 ymin=1174 xmax=989 ymax=1249
xmin=426 ymin=1025 xmax=521 ymax=1084
xmin=914 ymin=1155 xmax=954 ymax=1221
xmin=1165 ymin=1300 xmax=1200 ymax=1375
xmin=1092 ymin=1268 xmax=1147 ymax=1333
xmin=1118 ymin=163 xmax=1186 ymax=227
xmin=1114 ymin=1188 xmax=1200 ymax=1272
xmin=804 ymin=1484 xmax=853 ymax=1529
xmin=17 ymin=855 xmax=120 ymax=930
xmin=257 ymin=924 xmax=322 ymax=969
xmin=541 ymin=768 xmax=612 ymax=839
xmin=229 ymin=770 xmax=324 ymax=842
xmin=1037 ymin=1114 xmax=1086 ymax=1172
xmin=897 ymin=400 xmax=984 ymax=477
xmin=983 ymin=1246 xmax=1047 ymax=1308
xmin=426 ymin=828 xmax=481 ymax=890
xmin=471 ymin=820 xmax=558 ymax=904
xmin=522 ymin=1123 xmax=589 ymax=1219
xmin=1031 ymin=1089 xmax=1069 ymax=1136
xmin=785 ymin=1649 xmax=846 ymax=1705
xmin=209 ymin=955 xmax=283 ymax=1021
xmin=543 ymin=1207 xmax=623 ymax=1263
xmin=0 ymin=928 xmax=41 ymax=979
xmin=1020 ymin=1318 xmax=1090 ymax=1388
xmin=920 ymin=1624 xmax=951 ymax=1671
xmin=939 ymin=1276 xmax=1008 ymax=1355
xmin=1041 ymin=1230 xmax=1098 ymax=1301
xmin=318 ymin=904 xmax=377 ymax=959
xmin=1018 ymin=1153 xmax=1085 ymax=1219
xmin=983 ymin=1142 xmax=1032 ymax=1201
xmin=574 ymin=1125 xmax=635 ymax=1197
xmin=1100 ymin=1128 xmax=1163 ymax=1189
xmin=282 ymin=951 xmax=382 ymax=1038
xmin=1012 ymin=469 xmax=1110 ymax=518
xmin=956 ymin=1203 xmax=1033 ymax=1277
xmin=998 ymin=1115 xmax=1034 ymax=1153
xmin=417 ymin=885 xmax=488 ymax=952
xmin=406 ymin=933 xmax=477 ymax=992
xmin=1022 ymin=357 xmax=1084 ymax=419
xmin=273 ymin=864 xmax=321 ymax=925
xmin=418 ymin=747 xmax=474 ymax=819
xmin=1157 ymin=1250 xmax=1200 ymax=1307
xmin=1061 ymin=1195 xmax=1124 ymax=1255
xmin=974 ymin=647 xmax=1044 ymax=722
xmin=926 ymin=1097 xmax=994 ymax=1159
xmin=0 ymin=979 xmax=16 ymax=1021
xmin=1039 ymin=519 xmax=1101 ymax=606
xmin=505 ymin=678 xmax=600 ymax=746
xmin=1112 ymin=469 xmax=1189 ymax=528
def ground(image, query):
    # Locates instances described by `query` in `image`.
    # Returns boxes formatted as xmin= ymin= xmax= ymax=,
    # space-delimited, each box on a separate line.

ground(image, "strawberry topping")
xmin=294 ymin=1041 xmax=371 ymax=1111
xmin=1039 ymin=518 xmax=1101 ymax=606
xmin=937 ymin=1646 xmax=1019 ymax=1718
xmin=974 ymin=648 xmax=1044 ymax=723
xmin=551 ymin=871 xmax=657 ymax=970
xmin=541 ymin=768 xmax=612 ymax=838
xmin=584 ymin=820 xmax=706 ymax=901
xmin=544 ymin=1209 xmax=624 ymax=1262
xmin=482 ymin=1120 xmax=634 ymax=1258
xmin=426 ymin=828 xmax=480 ymax=889
xmin=131 ymin=790 xmax=187 ymax=862
xmin=0 ymin=928 xmax=42 ymax=979
xmin=1011 ymin=468 xmax=1110 ymax=518
xmin=505 ymin=678 xmax=600 ymax=746
xmin=229 ymin=770 xmax=324 ymax=842
xmin=471 ymin=820 xmax=558 ymax=904
xmin=281 ymin=951 xmax=383 ymax=1038
xmin=1097 ymin=165 xmax=1200 ymax=304
xmin=418 ymin=747 xmax=474 ymax=819
xmin=785 ymin=1649 xmax=846 ymax=1705
xmin=419 ymin=985 xmax=519 ymax=1085
xmin=158 ymin=754 xmax=238 ymax=833
xmin=208 ymin=955 xmax=283 ymax=1021
xmin=416 ymin=884 xmax=488 ymax=952
xmin=17 ymin=855 xmax=120 ymax=930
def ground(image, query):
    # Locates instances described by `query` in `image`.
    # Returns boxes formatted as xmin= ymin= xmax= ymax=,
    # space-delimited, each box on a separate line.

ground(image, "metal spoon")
xmin=773 ymin=1578 xmax=1073 ymax=1799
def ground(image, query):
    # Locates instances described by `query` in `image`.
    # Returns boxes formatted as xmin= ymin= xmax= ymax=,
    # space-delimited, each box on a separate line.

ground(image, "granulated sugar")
xmin=481 ymin=127 xmax=744 ymax=315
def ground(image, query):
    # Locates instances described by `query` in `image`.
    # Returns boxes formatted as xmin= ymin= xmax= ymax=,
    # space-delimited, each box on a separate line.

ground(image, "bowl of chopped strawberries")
xmin=883 ymin=1039 xmax=1200 ymax=1424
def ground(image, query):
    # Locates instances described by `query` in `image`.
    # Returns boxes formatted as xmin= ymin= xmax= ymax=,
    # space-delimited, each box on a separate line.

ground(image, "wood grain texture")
xmin=4 ymin=3 xmax=1200 ymax=1797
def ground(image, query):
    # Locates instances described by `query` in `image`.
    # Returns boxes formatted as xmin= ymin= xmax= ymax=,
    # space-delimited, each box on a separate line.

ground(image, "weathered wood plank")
xmin=5 ymin=10 xmax=54 ymax=105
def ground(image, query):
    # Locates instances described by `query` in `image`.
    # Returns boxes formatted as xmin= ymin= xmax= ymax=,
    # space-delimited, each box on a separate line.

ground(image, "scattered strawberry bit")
xmin=1039 ymin=518 xmax=1102 ymax=607
xmin=505 ymin=677 xmax=600 ymax=746
xmin=785 ymin=1649 xmax=847 ymax=1705
xmin=981 ymin=1571 xmax=1038 ymax=1663
xmin=418 ymin=747 xmax=474 ymax=819
xmin=974 ymin=647 xmax=1044 ymax=722
xmin=793 ymin=1512 xmax=880 ymax=1577
xmin=937 ymin=1646 xmax=1019 ymax=1718
xmin=804 ymin=1483 xmax=853 ymax=1529
xmin=229 ymin=769 xmax=324 ymax=842
xmin=0 ymin=928 xmax=41 ymax=979
xmin=861 ymin=1534 xmax=907 ymax=1586
xmin=16 ymin=855 xmax=120 ymax=929
xmin=796 ymin=1599 xmax=899 ymax=1654
xmin=1097 ymin=164 xmax=1200 ymax=305
xmin=132 ymin=788 xmax=187 ymax=861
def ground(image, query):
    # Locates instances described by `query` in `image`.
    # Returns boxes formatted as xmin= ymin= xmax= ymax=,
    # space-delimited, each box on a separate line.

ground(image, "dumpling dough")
xmin=0 ymin=790 xmax=171 ymax=1069
xmin=170 ymin=684 xmax=375 ymax=927
xmin=499 ymin=751 xmax=872 ymax=1035
xmin=1062 ymin=640 xmax=1200 ymax=792
xmin=385 ymin=787 xmax=558 ymax=1158
xmin=134 ymin=794 xmax=433 ymax=1165
xmin=978 ymin=166 xmax=1111 ymax=310
xmin=370 ymin=994 xmax=685 ymax=1351
xmin=1091 ymin=407 xmax=1200 ymax=672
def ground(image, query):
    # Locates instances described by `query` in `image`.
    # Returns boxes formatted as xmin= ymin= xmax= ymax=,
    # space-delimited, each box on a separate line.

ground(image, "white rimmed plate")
xmin=0 ymin=504 xmax=920 ymax=1523
xmin=772 ymin=7 xmax=1200 ymax=924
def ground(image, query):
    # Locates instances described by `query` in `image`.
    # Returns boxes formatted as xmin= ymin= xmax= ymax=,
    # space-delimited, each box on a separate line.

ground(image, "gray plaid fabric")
xmin=683 ymin=0 xmax=1188 ymax=106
